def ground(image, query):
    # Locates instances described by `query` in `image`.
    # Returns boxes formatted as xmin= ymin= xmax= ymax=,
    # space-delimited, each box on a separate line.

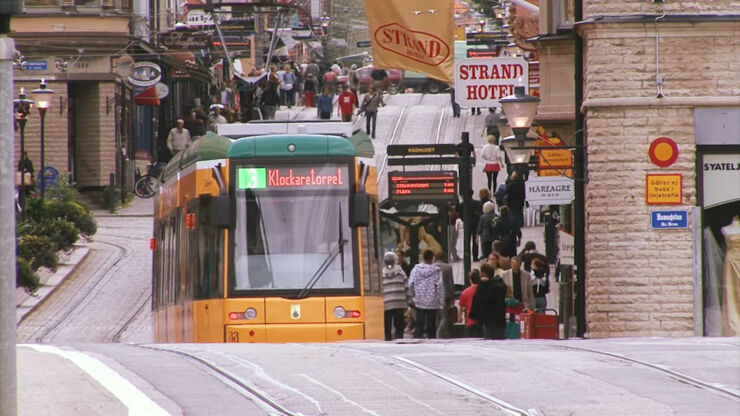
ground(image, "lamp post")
xmin=31 ymin=79 xmax=54 ymax=201
xmin=320 ymin=14 xmax=331 ymax=70
xmin=13 ymin=88 xmax=34 ymax=215
xmin=499 ymin=85 xmax=540 ymax=175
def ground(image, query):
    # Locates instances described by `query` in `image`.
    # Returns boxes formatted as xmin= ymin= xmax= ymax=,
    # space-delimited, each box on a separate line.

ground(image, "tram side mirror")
xmin=350 ymin=192 xmax=370 ymax=227
xmin=210 ymin=195 xmax=233 ymax=228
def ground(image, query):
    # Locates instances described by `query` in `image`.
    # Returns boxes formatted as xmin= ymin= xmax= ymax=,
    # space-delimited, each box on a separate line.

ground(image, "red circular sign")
xmin=648 ymin=137 xmax=678 ymax=167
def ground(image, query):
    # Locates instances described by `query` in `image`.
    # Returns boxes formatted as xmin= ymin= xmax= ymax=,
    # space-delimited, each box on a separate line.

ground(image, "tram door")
xmin=379 ymin=207 xmax=451 ymax=267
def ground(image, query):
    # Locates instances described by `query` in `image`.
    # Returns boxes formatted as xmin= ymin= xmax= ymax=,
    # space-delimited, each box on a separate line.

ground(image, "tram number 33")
xmin=227 ymin=331 xmax=240 ymax=342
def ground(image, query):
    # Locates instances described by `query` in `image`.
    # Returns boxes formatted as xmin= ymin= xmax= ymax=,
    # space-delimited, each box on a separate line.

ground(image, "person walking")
xmin=359 ymin=86 xmax=384 ymax=138
xmin=458 ymin=268 xmax=483 ymax=337
xmin=280 ymin=66 xmax=297 ymax=108
xmin=434 ymin=250 xmax=455 ymax=339
xmin=303 ymin=73 xmax=317 ymax=108
xmin=449 ymin=87 xmax=461 ymax=117
xmin=492 ymin=205 xmax=522 ymax=259
xmin=502 ymin=256 xmax=535 ymax=311
xmin=469 ymin=263 xmax=507 ymax=339
xmin=317 ymin=86 xmax=334 ymax=120
xmin=409 ymin=249 xmax=444 ymax=339
xmin=518 ymin=241 xmax=548 ymax=274
xmin=382 ymin=252 xmax=411 ymax=341
xmin=395 ymin=248 xmax=412 ymax=277
xmin=504 ymin=171 xmax=526 ymax=227
xmin=530 ymin=258 xmax=550 ymax=309
xmin=481 ymin=135 xmax=505 ymax=193
xmin=477 ymin=201 xmax=498 ymax=261
xmin=260 ymin=82 xmax=280 ymax=120
xmin=208 ymin=107 xmax=227 ymax=132
xmin=337 ymin=84 xmax=357 ymax=122
xmin=484 ymin=107 xmax=502 ymax=141
xmin=167 ymin=118 xmax=191 ymax=154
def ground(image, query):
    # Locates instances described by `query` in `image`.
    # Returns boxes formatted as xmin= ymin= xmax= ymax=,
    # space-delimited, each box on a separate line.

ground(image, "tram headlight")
xmin=244 ymin=307 xmax=257 ymax=320
xmin=333 ymin=306 xmax=346 ymax=319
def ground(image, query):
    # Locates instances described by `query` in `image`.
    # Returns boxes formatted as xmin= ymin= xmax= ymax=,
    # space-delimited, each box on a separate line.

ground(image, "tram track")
xmin=139 ymin=345 xmax=304 ymax=416
xmin=30 ymin=240 xmax=129 ymax=343
xmin=550 ymin=344 xmax=740 ymax=401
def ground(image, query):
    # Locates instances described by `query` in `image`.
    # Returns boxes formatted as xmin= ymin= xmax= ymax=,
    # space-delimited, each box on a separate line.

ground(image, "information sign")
xmin=538 ymin=148 xmax=572 ymax=169
xmin=388 ymin=170 xmax=457 ymax=203
xmin=650 ymin=210 xmax=688 ymax=229
xmin=24 ymin=61 xmax=48 ymax=71
xmin=525 ymin=176 xmax=574 ymax=205
xmin=645 ymin=173 xmax=682 ymax=205
xmin=538 ymin=168 xmax=573 ymax=177
xmin=356 ymin=40 xmax=371 ymax=47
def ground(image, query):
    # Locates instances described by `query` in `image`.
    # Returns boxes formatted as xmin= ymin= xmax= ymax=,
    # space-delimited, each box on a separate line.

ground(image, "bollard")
xmin=108 ymin=173 xmax=116 ymax=213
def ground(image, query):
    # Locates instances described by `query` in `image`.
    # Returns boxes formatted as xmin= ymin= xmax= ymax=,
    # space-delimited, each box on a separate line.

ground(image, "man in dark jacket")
xmin=504 ymin=171 xmax=526 ymax=227
xmin=469 ymin=263 xmax=507 ymax=339
xmin=492 ymin=206 xmax=521 ymax=258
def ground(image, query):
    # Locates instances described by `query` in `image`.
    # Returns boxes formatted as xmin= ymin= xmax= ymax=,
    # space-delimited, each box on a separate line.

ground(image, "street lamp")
xmin=30 ymin=79 xmax=54 ymax=200
xmin=499 ymin=85 xmax=540 ymax=170
xmin=13 ymin=88 xmax=34 ymax=215
xmin=479 ymin=18 xmax=486 ymax=32
xmin=320 ymin=14 xmax=331 ymax=70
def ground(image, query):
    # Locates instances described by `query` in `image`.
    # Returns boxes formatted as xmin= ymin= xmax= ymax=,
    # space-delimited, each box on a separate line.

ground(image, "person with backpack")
xmin=359 ymin=86 xmax=384 ymax=138
xmin=477 ymin=201 xmax=498 ymax=261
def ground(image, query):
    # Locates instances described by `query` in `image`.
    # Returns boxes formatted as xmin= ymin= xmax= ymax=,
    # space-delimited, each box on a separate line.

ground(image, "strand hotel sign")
xmin=454 ymin=57 xmax=529 ymax=108
xmin=365 ymin=0 xmax=455 ymax=83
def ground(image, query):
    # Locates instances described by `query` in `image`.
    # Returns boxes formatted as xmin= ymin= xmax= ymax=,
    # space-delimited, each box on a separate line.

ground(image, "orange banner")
xmin=364 ymin=0 xmax=454 ymax=83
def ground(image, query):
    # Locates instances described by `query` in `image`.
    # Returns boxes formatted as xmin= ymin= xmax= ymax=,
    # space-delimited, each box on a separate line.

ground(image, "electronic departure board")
xmin=388 ymin=170 xmax=458 ymax=204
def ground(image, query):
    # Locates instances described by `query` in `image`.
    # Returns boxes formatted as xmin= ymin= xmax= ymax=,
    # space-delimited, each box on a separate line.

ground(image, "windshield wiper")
xmin=295 ymin=237 xmax=347 ymax=299
xmin=296 ymin=203 xmax=347 ymax=299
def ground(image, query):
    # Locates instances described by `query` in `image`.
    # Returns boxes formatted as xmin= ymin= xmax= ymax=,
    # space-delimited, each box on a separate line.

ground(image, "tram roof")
xmin=227 ymin=134 xmax=357 ymax=158
xmin=163 ymin=131 xmax=232 ymax=181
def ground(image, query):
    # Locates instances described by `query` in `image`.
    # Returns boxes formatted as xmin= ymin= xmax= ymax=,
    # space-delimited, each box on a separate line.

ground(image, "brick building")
xmin=534 ymin=0 xmax=739 ymax=337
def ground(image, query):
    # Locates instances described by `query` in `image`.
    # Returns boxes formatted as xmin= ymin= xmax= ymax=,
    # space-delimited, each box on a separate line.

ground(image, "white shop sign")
xmin=454 ymin=57 xmax=529 ymax=108
xmin=525 ymin=176 xmax=574 ymax=205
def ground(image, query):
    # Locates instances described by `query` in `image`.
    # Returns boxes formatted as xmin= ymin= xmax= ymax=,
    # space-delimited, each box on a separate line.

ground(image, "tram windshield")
xmin=232 ymin=163 xmax=355 ymax=293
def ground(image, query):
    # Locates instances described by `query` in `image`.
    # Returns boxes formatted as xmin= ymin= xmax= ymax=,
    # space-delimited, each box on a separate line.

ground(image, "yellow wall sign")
xmin=538 ymin=168 xmax=573 ymax=177
xmin=646 ymin=174 xmax=682 ymax=205
xmin=538 ymin=149 xmax=573 ymax=169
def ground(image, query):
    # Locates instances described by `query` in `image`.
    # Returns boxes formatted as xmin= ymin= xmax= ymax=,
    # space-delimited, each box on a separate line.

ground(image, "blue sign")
xmin=356 ymin=40 xmax=371 ymax=48
xmin=38 ymin=166 xmax=59 ymax=192
xmin=651 ymin=210 xmax=688 ymax=229
xmin=24 ymin=61 xmax=48 ymax=70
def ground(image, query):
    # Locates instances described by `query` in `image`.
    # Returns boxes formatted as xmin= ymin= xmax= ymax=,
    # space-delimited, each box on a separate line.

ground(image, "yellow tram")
xmin=151 ymin=123 xmax=384 ymax=342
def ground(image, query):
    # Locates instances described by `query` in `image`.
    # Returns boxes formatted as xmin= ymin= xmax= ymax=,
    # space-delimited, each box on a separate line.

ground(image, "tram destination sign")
xmin=388 ymin=170 xmax=458 ymax=204
xmin=237 ymin=165 xmax=348 ymax=190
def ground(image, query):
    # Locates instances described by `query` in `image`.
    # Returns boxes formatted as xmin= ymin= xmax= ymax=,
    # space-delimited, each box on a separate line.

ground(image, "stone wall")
xmin=74 ymin=82 xmax=118 ymax=188
xmin=578 ymin=16 xmax=739 ymax=337
xmin=13 ymin=81 xmax=70 ymax=179
xmin=584 ymin=0 xmax=740 ymax=17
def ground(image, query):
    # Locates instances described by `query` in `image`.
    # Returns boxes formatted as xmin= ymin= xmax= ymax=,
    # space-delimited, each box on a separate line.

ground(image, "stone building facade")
xmin=576 ymin=1 xmax=739 ymax=337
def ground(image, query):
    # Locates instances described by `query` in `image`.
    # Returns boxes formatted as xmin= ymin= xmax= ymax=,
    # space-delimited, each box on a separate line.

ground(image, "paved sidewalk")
xmin=16 ymin=196 xmax=155 ymax=324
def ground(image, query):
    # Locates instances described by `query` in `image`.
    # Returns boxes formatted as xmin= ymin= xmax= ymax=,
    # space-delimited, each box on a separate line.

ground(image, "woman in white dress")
xmin=721 ymin=215 xmax=740 ymax=336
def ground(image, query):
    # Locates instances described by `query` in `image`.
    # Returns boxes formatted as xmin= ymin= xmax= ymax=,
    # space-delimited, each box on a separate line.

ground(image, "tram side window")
xmin=193 ymin=203 xmax=224 ymax=299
